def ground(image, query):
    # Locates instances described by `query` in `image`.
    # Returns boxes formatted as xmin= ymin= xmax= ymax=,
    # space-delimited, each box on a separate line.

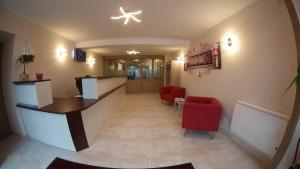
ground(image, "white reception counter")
xmin=14 ymin=76 xmax=127 ymax=151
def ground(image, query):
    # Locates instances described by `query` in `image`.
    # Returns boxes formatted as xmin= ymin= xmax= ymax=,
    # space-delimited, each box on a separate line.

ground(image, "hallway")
xmin=0 ymin=94 xmax=264 ymax=169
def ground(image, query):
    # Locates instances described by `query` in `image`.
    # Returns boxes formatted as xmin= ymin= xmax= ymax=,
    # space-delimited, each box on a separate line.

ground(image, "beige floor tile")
xmin=0 ymin=94 xmax=264 ymax=169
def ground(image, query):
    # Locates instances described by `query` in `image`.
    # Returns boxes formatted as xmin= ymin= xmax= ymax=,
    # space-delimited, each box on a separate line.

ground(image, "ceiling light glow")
xmin=127 ymin=50 xmax=140 ymax=55
xmin=111 ymin=7 xmax=142 ymax=25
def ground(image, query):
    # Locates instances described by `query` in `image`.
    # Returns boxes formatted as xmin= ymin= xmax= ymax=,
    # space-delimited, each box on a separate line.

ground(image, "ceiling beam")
xmin=76 ymin=37 xmax=191 ymax=48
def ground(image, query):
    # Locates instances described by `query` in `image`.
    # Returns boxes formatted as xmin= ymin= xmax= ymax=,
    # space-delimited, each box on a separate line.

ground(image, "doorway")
xmin=127 ymin=57 xmax=164 ymax=93
xmin=0 ymin=41 xmax=11 ymax=140
xmin=103 ymin=56 xmax=165 ymax=94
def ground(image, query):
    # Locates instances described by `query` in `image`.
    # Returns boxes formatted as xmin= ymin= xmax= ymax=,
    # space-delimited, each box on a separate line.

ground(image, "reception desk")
xmin=14 ymin=76 xmax=127 ymax=151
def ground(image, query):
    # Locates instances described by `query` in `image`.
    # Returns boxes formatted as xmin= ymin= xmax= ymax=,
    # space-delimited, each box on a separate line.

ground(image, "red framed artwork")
xmin=186 ymin=42 xmax=221 ymax=70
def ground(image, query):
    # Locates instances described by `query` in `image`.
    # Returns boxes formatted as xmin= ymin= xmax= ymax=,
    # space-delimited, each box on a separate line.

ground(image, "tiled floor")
xmin=0 ymin=94 xmax=265 ymax=169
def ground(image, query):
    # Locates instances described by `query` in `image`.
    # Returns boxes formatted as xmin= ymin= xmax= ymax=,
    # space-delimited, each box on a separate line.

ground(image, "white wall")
xmin=0 ymin=10 xmax=103 ymax=136
xmin=180 ymin=0 xmax=297 ymax=130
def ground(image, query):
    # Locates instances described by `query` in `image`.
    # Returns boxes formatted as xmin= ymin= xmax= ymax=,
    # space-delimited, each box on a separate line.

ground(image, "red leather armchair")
xmin=160 ymin=86 xmax=185 ymax=103
xmin=182 ymin=96 xmax=222 ymax=133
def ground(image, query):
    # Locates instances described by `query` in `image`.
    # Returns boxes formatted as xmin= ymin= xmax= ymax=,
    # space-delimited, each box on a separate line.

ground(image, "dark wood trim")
xmin=0 ymin=41 xmax=11 ymax=140
xmin=47 ymin=157 xmax=195 ymax=169
xmin=271 ymin=0 xmax=300 ymax=168
xmin=17 ymin=98 xmax=97 ymax=114
xmin=79 ymin=75 xmax=127 ymax=80
xmin=66 ymin=111 xmax=89 ymax=151
xmin=16 ymin=82 xmax=127 ymax=114
xmin=13 ymin=79 xmax=51 ymax=85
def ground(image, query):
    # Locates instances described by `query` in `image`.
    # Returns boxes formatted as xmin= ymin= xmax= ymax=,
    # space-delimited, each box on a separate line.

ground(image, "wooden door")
xmin=126 ymin=59 xmax=142 ymax=93
xmin=141 ymin=58 xmax=164 ymax=93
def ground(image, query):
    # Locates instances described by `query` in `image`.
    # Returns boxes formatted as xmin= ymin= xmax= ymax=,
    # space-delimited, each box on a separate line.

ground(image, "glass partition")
xmin=142 ymin=59 xmax=153 ymax=80
xmin=103 ymin=59 xmax=126 ymax=76
xmin=127 ymin=59 xmax=141 ymax=80
xmin=153 ymin=58 xmax=164 ymax=80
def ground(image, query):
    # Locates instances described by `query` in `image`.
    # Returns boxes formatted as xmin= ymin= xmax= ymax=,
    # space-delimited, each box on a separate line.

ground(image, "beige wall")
xmin=170 ymin=60 xmax=181 ymax=86
xmin=180 ymin=0 xmax=297 ymax=128
xmin=0 ymin=10 xmax=103 ymax=135
xmin=84 ymin=50 xmax=104 ymax=78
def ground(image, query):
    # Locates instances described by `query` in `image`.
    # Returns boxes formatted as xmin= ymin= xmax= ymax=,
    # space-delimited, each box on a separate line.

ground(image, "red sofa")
xmin=160 ymin=86 xmax=185 ymax=103
xmin=182 ymin=96 xmax=222 ymax=134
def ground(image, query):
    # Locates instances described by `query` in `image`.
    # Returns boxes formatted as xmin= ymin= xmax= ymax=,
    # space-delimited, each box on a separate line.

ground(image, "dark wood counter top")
xmin=79 ymin=75 xmax=127 ymax=80
xmin=17 ymin=97 xmax=98 ymax=114
xmin=16 ymin=82 xmax=126 ymax=114
xmin=13 ymin=79 xmax=51 ymax=85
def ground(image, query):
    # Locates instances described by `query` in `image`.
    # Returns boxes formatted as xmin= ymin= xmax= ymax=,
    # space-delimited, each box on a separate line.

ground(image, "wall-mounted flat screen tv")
xmin=74 ymin=48 xmax=86 ymax=62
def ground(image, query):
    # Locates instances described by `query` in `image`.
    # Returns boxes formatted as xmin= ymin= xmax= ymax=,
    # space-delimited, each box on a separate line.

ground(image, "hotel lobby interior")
xmin=0 ymin=0 xmax=300 ymax=169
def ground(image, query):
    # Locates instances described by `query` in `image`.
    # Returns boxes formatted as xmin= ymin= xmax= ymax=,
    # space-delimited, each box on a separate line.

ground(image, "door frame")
xmin=104 ymin=55 xmax=165 ymax=93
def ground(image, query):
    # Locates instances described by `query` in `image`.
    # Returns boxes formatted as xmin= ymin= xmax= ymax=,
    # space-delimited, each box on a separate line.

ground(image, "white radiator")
xmin=230 ymin=101 xmax=289 ymax=158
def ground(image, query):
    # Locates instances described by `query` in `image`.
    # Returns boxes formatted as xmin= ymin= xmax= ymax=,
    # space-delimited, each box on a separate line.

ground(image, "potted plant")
xmin=286 ymin=64 xmax=300 ymax=91
xmin=17 ymin=53 xmax=34 ymax=81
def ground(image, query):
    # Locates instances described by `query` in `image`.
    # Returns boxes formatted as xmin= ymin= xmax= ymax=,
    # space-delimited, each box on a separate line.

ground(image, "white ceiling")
xmin=89 ymin=45 xmax=185 ymax=56
xmin=0 ymin=0 xmax=256 ymax=42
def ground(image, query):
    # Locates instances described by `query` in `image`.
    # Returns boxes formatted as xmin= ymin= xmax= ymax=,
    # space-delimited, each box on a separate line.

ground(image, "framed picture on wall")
xmin=184 ymin=62 xmax=187 ymax=71
xmin=186 ymin=42 xmax=222 ymax=71
xmin=212 ymin=42 xmax=222 ymax=69
xmin=187 ymin=50 xmax=213 ymax=69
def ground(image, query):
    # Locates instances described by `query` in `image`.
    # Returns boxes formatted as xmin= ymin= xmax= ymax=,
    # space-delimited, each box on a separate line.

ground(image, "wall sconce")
xmin=222 ymin=32 xmax=238 ymax=52
xmin=56 ymin=45 xmax=67 ymax=63
xmin=177 ymin=56 xmax=184 ymax=62
xmin=177 ymin=52 xmax=186 ymax=63
xmin=227 ymin=38 xmax=232 ymax=47
xmin=87 ymin=57 xmax=96 ymax=66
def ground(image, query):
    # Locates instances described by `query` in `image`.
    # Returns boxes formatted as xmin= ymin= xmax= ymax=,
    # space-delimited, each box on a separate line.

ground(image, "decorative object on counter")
xmin=185 ymin=42 xmax=221 ymax=73
xmin=17 ymin=48 xmax=35 ymax=81
xmin=35 ymin=73 xmax=43 ymax=81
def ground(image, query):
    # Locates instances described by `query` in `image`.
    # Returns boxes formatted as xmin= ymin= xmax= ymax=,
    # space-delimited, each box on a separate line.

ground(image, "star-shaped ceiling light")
xmin=127 ymin=50 xmax=140 ymax=55
xmin=111 ymin=7 xmax=142 ymax=25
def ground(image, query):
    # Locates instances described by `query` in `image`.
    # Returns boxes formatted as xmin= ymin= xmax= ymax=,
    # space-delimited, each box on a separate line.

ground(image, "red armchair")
xmin=182 ymin=96 xmax=222 ymax=136
xmin=160 ymin=86 xmax=185 ymax=103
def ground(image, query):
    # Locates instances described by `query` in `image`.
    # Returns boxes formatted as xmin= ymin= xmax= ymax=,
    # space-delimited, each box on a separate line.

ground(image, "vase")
xmin=35 ymin=73 xmax=43 ymax=81
xmin=19 ymin=73 xmax=28 ymax=81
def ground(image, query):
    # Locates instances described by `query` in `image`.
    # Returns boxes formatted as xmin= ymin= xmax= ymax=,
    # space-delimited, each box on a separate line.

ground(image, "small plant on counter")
xmin=17 ymin=53 xmax=35 ymax=81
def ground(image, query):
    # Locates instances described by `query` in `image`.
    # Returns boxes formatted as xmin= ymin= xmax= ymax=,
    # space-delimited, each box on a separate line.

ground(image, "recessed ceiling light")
xmin=127 ymin=50 xmax=140 ymax=55
xmin=111 ymin=7 xmax=142 ymax=25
